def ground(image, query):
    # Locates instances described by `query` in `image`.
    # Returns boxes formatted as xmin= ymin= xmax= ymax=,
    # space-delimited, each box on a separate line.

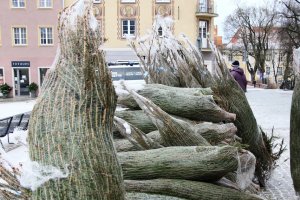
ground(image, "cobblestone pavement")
xmin=260 ymin=129 xmax=298 ymax=200
xmin=246 ymin=88 xmax=299 ymax=200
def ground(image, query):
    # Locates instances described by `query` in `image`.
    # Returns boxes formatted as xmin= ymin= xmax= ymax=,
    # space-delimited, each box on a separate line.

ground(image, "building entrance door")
xmin=14 ymin=68 xmax=29 ymax=96
xmin=199 ymin=20 xmax=208 ymax=48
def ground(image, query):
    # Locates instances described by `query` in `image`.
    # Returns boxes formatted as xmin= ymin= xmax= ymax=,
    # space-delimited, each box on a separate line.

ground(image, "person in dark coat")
xmin=230 ymin=60 xmax=247 ymax=92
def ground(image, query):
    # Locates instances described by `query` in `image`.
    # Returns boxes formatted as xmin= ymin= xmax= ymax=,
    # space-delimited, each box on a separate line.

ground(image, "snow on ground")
xmin=0 ymin=100 xmax=35 ymax=119
xmin=246 ymin=87 xmax=293 ymax=130
xmin=0 ymin=80 xmax=145 ymax=119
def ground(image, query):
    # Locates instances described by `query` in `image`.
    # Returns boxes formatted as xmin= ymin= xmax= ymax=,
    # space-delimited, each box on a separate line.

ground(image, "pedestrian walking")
xmin=230 ymin=60 xmax=247 ymax=92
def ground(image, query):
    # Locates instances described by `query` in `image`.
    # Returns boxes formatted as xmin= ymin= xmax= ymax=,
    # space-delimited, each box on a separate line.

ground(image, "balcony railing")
xmin=196 ymin=1 xmax=218 ymax=17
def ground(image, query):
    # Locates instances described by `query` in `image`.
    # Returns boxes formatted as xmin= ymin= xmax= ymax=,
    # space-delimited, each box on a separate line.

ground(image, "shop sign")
xmin=11 ymin=61 xmax=30 ymax=67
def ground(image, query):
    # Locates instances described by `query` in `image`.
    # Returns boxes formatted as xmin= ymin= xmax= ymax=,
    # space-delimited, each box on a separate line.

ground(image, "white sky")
xmin=214 ymin=0 xmax=271 ymax=43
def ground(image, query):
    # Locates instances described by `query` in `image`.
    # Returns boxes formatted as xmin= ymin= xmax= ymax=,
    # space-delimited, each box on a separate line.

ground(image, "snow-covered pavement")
xmin=246 ymin=87 xmax=293 ymax=130
xmin=246 ymin=87 xmax=297 ymax=200
xmin=0 ymin=100 xmax=35 ymax=119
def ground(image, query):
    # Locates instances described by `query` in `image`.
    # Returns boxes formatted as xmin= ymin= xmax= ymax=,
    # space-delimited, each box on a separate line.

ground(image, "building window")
xmin=122 ymin=20 xmax=136 ymax=38
xmin=277 ymin=67 xmax=283 ymax=75
xmin=156 ymin=0 xmax=171 ymax=3
xmin=242 ymin=51 xmax=248 ymax=61
xmin=0 ymin=68 xmax=4 ymax=85
xmin=158 ymin=26 xmax=163 ymax=36
xmin=39 ymin=0 xmax=52 ymax=8
xmin=13 ymin=27 xmax=27 ymax=45
xmin=279 ymin=52 xmax=284 ymax=62
xmin=228 ymin=53 xmax=233 ymax=62
xmin=266 ymin=66 xmax=270 ymax=75
xmin=121 ymin=0 xmax=136 ymax=3
xmin=266 ymin=53 xmax=271 ymax=61
xmin=40 ymin=27 xmax=53 ymax=45
xmin=39 ymin=68 xmax=49 ymax=87
xmin=12 ymin=0 xmax=25 ymax=8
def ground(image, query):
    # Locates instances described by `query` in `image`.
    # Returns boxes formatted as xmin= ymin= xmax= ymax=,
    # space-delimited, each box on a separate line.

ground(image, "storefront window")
xmin=39 ymin=68 xmax=49 ymax=87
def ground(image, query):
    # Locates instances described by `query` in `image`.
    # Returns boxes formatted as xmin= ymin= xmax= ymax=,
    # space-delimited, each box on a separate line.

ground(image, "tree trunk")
xmin=115 ymin=110 xmax=157 ymax=133
xmin=124 ymin=179 xmax=264 ymax=200
xmin=291 ymin=48 xmax=300 ymax=195
xmin=28 ymin=2 xmax=125 ymax=199
xmin=118 ymin=146 xmax=238 ymax=181
xmin=119 ymin=85 xmax=236 ymax=123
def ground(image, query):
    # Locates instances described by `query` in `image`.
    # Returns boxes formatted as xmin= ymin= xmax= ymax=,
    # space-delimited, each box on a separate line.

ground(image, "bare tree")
xmin=224 ymin=5 xmax=279 ymax=83
xmin=279 ymin=0 xmax=300 ymax=48
xmin=278 ymin=0 xmax=300 ymax=88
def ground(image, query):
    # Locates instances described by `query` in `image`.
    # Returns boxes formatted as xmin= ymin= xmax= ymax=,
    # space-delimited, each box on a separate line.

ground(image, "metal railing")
xmin=197 ymin=6 xmax=215 ymax=14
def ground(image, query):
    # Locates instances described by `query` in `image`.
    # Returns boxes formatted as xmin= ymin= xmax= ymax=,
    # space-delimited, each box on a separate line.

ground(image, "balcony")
xmin=196 ymin=7 xmax=218 ymax=17
xmin=196 ymin=1 xmax=218 ymax=18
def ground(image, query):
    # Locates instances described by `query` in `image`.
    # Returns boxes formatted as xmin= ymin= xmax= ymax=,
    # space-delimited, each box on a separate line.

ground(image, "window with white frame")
xmin=266 ymin=53 xmax=271 ymax=61
xmin=40 ymin=27 xmax=53 ymax=45
xmin=228 ymin=53 xmax=233 ymax=61
xmin=279 ymin=52 xmax=284 ymax=62
xmin=277 ymin=67 xmax=283 ymax=75
xmin=12 ymin=0 xmax=25 ymax=8
xmin=121 ymin=0 xmax=136 ymax=3
xmin=13 ymin=27 xmax=27 ymax=45
xmin=156 ymin=0 xmax=171 ymax=3
xmin=122 ymin=20 xmax=136 ymax=37
xmin=93 ymin=0 xmax=102 ymax=3
xmin=39 ymin=0 xmax=52 ymax=8
xmin=266 ymin=66 xmax=270 ymax=75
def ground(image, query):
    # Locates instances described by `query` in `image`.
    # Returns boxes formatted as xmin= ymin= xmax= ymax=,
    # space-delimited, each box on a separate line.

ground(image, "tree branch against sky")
xmin=224 ymin=4 xmax=279 ymax=82
xmin=279 ymin=0 xmax=300 ymax=48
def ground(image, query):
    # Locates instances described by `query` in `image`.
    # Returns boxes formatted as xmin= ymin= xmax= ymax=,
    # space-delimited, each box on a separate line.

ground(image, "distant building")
xmin=213 ymin=25 xmax=223 ymax=48
xmin=65 ymin=0 xmax=219 ymax=69
xmin=0 ymin=0 xmax=218 ymax=97
xmin=0 ymin=0 xmax=63 ymax=97
xmin=223 ymin=27 xmax=287 ymax=86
